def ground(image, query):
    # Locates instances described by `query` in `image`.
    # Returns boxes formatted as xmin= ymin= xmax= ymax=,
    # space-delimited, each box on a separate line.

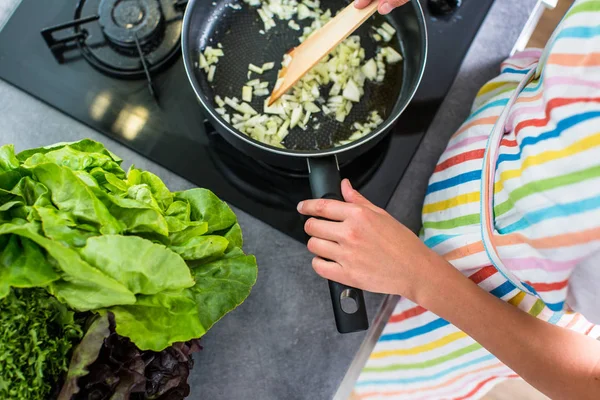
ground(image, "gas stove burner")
xmin=255 ymin=160 xmax=309 ymax=179
xmin=98 ymin=0 xmax=163 ymax=53
xmin=73 ymin=0 xmax=183 ymax=80
xmin=206 ymin=129 xmax=388 ymax=209
xmin=41 ymin=0 xmax=187 ymax=98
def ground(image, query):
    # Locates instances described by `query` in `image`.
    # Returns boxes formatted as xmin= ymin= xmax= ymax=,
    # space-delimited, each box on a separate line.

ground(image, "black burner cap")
xmin=98 ymin=0 xmax=163 ymax=48
xmin=428 ymin=0 xmax=462 ymax=16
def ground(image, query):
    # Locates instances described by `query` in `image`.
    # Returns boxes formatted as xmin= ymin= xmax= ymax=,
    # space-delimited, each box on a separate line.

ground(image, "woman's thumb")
xmin=354 ymin=0 xmax=374 ymax=9
xmin=341 ymin=179 xmax=371 ymax=206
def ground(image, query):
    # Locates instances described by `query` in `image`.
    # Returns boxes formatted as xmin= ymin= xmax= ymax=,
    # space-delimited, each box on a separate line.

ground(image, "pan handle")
xmin=307 ymin=156 xmax=369 ymax=334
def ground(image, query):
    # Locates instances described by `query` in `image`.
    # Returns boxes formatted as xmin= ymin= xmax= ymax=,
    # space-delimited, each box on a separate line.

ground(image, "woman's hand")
xmin=297 ymin=179 xmax=443 ymax=300
xmin=354 ymin=0 xmax=410 ymax=15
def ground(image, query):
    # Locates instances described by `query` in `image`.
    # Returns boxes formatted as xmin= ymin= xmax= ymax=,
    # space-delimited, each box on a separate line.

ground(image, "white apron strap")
xmin=480 ymin=66 xmax=538 ymax=295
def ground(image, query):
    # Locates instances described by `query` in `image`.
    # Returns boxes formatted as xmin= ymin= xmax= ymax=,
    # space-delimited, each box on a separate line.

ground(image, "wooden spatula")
xmin=268 ymin=1 xmax=379 ymax=105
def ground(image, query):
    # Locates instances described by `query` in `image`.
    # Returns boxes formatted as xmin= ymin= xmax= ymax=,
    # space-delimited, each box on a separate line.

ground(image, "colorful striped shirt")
xmin=353 ymin=1 xmax=600 ymax=398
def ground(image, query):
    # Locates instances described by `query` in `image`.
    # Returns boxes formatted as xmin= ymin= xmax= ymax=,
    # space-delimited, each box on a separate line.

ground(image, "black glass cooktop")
xmin=0 ymin=0 xmax=494 ymax=242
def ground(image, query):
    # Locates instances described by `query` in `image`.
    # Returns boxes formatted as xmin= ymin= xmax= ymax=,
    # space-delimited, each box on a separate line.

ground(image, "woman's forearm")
xmin=414 ymin=256 xmax=600 ymax=400
xmin=296 ymin=182 xmax=600 ymax=398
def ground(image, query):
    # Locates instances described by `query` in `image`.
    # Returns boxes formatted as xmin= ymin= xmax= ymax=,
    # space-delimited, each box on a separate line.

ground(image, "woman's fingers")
xmin=312 ymin=257 xmax=347 ymax=283
xmin=297 ymin=198 xmax=356 ymax=221
xmin=378 ymin=1 xmax=393 ymax=14
xmin=304 ymin=218 xmax=344 ymax=242
xmin=354 ymin=0 xmax=374 ymax=9
xmin=307 ymin=237 xmax=343 ymax=261
xmin=379 ymin=0 xmax=411 ymax=14
xmin=354 ymin=0 xmax=410 ymax=14
xmin=341 ymin=179 xmax=383 ymax=214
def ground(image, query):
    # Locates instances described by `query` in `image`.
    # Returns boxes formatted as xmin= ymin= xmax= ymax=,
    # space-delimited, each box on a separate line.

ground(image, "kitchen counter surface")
xmin=0 ymin=0 xmax=537 ymax=398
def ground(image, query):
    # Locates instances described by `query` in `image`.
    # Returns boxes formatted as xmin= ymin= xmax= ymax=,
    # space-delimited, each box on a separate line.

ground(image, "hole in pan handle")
xmin=307 ymin=156 xmax=369 ymax=333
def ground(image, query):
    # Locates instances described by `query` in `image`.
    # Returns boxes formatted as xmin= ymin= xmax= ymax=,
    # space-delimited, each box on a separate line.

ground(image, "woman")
xmin=299 ymin=0 xmax=600 ymax=398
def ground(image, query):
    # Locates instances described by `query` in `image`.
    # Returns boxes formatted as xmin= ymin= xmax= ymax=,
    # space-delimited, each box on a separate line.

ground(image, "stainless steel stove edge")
xmin=0 ymin=0 xmax=21 ymax=31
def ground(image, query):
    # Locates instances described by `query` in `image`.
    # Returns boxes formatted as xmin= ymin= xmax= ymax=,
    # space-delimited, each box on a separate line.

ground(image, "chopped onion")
xmin=289 ymin=106 xmax=302 ymax=128
xmin=207 ymin=65 xmax=216 ymax=82
xmin=303 ymin=102 xmax=320 ymax=113
xmin=199 ymin=43 xmax=224 ymax=81
xmin=199 ymin=53 xmax=208 ymax=70
xmin=342 ymin=78 xmax=360 ymax=102
xmin=381 ymin=47 xmax=403 ymax=63
xmin=302 ymin=110 xmax=311 ymax=127
xmin=264 ymin=97 xmax=285 ymax=115
xmin=238 ymin=102 xmax=258 ymax=115
xmin=247 ymin=79 xmax=261 ymax=86
xmin=242 ymin=86 xmax=253 ymax=102
xmin=224 ymin=96 xmax=239 ymax=109
xmin=333 ymin=110 xmax=384 ymax=145
xmin=205 ymin=47 xmax=224 ymax=57
xmin=244 ymin=0 xmax=300 ymax=31
xmin=303 ymin=0 xmax=320 ymax=8
xmin=214 ymin=95 xmax=225 ymax=108
xmin=329 ymin=82 xmax=341 ymax=96
xmin=262 ymin=62 xmax=275 ymax=71
xmin=381 ymin=22 xmax=396 ymax=35
xmin=297 ymin=3 xmax=311 ymax=19
xmin=274 ymin=77 xmax=284 ymax=91
xmin=282 ymin=54 xmax=292 ymax=67
xmin=362 ymin=59 xmax=377 ymax=81
xmin=254 ymin=88 xmax=270 ymax=97
xmin=376 ymin=27 xmax=393 ymax=42
xmin=277 ymin=119 xmax=291 ymax=139
xmin=249 ymin=63 xmax=264 ymax=74
xmin=288 ymin=20 xmax=301 ymax=30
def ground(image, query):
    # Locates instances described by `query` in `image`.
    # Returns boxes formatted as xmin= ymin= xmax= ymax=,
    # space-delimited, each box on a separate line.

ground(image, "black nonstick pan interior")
xmin=190 ymin=0 xmax=406 ymax=151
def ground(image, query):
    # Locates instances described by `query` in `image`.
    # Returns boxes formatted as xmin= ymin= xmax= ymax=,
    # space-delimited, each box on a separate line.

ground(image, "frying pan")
xmin=182 ymin=0 xmax=427 ymax=333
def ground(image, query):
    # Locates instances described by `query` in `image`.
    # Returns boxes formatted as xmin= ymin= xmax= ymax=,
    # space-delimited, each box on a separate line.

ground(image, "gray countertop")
xmin=0 ymin=0 xmax=537 ymax=398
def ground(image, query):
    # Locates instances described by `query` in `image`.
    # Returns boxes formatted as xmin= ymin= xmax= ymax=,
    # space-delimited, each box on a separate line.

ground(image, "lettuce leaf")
xmin=138 ymin=169 xmax=173 ymax=211
xmin=107 ymin=290 xmax=205 ymax=351
xmin=190 ymin=250 xmax=257 ymax=332
xmin=57 ymin=314 xmax=111 ymax=400
xmin=176 ymin=189 xmax=237 ymax=233
xmin=169 ymin=235 xmax=229 ymax=262
xmin=80 ymin=235 xmax=194 ymax=295
xmin=16 ymin=139 xmax=122 ymax=167
xmin=0 ymin=235 xmax=59 ymax=298
xmin=221 ymin=222 xmax=243 ymax=251
xmin=168 ymin=222 xmax=209 ymax=246
xmin=26 ymin=163 xmax=123 ymax=234
xmin=0 ymin=222 xmax=136 ymax=310
xmin=36 ymin=206 xmax=97 ymax=248
xmin=23 ymin=145 xmax=124 ymax=178
xmin=93 ymin=189 xmax=169 ymax=237
xmin=0 ymin=144 xmax=20 ymax=171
